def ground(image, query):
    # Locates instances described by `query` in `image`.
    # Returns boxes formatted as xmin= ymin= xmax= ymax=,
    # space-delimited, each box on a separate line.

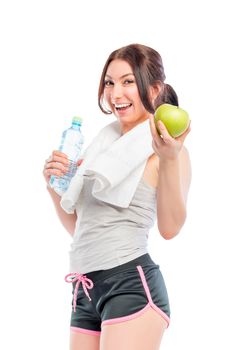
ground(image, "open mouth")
xmin=114 ymin=103 xmax=132 ymax=111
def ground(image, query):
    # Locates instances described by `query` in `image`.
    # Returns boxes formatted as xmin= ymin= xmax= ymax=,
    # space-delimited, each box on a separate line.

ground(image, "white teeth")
xmin=114 ymin=103 xmax=131 ymax=108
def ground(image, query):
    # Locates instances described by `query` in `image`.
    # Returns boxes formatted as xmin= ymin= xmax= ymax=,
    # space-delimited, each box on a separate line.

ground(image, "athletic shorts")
xmin=65 ymin=253 xmax=170 ymax=336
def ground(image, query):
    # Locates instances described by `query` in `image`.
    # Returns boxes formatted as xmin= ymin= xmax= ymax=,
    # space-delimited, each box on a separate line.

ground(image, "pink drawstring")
xmin=65 ymin=273 xmax=94 ymax=312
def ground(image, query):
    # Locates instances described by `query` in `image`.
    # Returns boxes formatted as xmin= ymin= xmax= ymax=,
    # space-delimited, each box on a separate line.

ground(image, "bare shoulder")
xmin=142 ymin=147 xmax=191 ymax=189
xmin=142 ymin=153 xmax=159 ymax=188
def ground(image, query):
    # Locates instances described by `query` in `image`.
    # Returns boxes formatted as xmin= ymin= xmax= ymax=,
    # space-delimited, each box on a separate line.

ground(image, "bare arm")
xmin=149 ymin=115 xmax=192 ymax=240
xmin=46 ymin=185 xmax=77 ymax=236
xmin=156 ymin=146 xmax=191 ymax=239
xmin=43 ymin=150 xmax=78 ymax=236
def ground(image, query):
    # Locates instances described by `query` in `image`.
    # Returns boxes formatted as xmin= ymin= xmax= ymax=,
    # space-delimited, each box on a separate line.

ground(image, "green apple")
xmin=154 ymin=103 xmax=190 ymax=138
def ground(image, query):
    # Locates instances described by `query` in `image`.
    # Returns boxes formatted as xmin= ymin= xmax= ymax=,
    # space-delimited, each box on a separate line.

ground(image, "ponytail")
xmin=162 ymin=83 xmax=179 ymax=106
xmin=153 ymin=83 xmax=179 ymax=112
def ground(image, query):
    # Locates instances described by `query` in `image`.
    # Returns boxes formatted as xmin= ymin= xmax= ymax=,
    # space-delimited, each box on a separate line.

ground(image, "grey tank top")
xmin=69 ymin=177 xmax=156 ymax=274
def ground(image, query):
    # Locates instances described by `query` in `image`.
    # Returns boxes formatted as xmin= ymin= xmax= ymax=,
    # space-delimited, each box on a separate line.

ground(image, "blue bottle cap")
xmin=72 ymin=116 xmax=83 ymax=125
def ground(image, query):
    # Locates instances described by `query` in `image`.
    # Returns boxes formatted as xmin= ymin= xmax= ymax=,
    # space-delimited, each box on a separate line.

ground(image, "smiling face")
xmin=103 ymin=59 xmax=150 ymax=134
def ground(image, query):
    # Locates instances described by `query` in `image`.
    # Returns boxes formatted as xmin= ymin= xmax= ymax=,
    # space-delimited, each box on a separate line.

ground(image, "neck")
xmin=118 ymin=116 xmax=149 ymax=135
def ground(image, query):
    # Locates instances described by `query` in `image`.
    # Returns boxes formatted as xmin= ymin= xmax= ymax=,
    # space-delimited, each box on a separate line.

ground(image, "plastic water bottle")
xmin=50 ymin=116 xmax=84 ymax=195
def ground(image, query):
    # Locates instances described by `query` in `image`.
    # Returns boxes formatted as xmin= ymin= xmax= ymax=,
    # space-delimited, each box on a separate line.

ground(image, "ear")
xmin=149 ymin=82 xmax=163 ymax=103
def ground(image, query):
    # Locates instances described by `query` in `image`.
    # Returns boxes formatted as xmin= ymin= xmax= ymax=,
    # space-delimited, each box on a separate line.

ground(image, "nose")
xmin=111 ymin=82 xmax=123 ymax=101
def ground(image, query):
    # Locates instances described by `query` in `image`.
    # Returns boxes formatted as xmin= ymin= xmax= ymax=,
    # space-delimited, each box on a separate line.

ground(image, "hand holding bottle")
xmin=43 ymin=150 xmax=70 ymax=186
xmin=44 ymin=116 xmax=84 ymax=195
xmin=43 ymin=151 xmax=83 ymax=186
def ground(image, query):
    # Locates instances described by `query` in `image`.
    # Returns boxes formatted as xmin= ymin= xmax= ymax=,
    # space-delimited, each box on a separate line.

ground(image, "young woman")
xmin=43 ymin=43 xmax=191 ymax=350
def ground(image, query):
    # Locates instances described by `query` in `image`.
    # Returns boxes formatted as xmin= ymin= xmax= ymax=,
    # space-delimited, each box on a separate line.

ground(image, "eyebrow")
xmin=105 ymin=73 xmax=134 ymax=79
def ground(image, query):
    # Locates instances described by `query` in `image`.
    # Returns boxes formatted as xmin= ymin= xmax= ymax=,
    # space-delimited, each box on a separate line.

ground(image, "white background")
xmin=0 ymin=0 xmax=233 ymax=349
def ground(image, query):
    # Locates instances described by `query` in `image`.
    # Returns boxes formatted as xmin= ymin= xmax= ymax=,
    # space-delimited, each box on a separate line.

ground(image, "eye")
xmin=104 ymin=80 xmax=114 ymax=87
xmin=123 ymin=79 xmax=135 ymax=85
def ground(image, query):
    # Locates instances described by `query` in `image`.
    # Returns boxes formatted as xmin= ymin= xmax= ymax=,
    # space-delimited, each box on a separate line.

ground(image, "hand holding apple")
xmin=149 ymin=104 xmax=191 ymax=161
xmin=154 ymin=103 xmax=190 ymax=138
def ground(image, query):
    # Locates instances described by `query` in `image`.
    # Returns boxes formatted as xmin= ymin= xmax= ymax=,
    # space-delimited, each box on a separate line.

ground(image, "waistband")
xmin=65 ymin=253 xmax=158 ymax=313
xmin=84 ymin=253 xmax=158 ymax=283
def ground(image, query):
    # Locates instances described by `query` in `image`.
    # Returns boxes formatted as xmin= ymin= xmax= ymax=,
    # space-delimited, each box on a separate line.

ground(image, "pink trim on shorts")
xmin=70 ymin=326 xmax=101 ymax=336
xmin=101 ymin=265 xmax=170 ymax=328
xmin=137 ymin=265 xmax=170 ymax=327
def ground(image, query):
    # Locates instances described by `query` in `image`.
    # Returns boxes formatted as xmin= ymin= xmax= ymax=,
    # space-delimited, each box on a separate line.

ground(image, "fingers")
xmin=45 ymin=161 xmax=68 ymax=172
xmin=156 ymin=120 xmax=174 ymax=144
xmin=43 ymin=150 xmax=69 ymax=181
xmin=43 ymin=151 xmax=84 ymax=184
xmin=77 ymin=159 xmax=84 ymax=166
xmin=148 ymin=115 xmax=191 ymax=160
xmin=149 ymin=115 xmax=162 ymax=146
xmin=149 ymin=115 xmax=174 ymax=146
xmin=44 ymin=168 xmax=64 ymax=178
xmin=52 ymin=150 xmax=69 ymax=159
xmin=176 ymin=121 xmax=191 ymax=143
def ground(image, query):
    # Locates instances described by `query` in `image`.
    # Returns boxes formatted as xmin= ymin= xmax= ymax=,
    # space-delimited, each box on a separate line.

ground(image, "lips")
xmin=114 ymin=103 xmax=132 ymax=111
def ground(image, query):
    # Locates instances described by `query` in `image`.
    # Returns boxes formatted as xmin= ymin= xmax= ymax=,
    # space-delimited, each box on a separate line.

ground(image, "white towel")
xmin=60 ymin=118 xmax=154 ymax=214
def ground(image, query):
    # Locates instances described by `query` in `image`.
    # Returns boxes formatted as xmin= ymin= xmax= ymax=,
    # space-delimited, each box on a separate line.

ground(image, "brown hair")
xmin=98 ymin=43 xmax=179 ymax=114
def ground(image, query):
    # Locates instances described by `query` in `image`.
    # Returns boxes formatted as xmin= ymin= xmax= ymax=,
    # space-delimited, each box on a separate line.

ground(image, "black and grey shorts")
xmin=65 ymin=253 xmax=170 ymax=336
